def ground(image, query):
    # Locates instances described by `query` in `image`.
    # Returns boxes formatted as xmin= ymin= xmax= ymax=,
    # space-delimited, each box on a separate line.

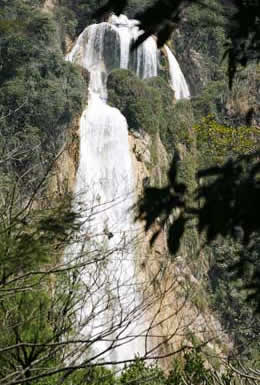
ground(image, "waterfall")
xmin=66 ymin=14 xmax=190 ymax=363
xmin=110 ymin=14 xmax=134 ymax=68
xmin=73 ymin=91 xmax=143 ymax=362
xmin=67 ymin=16 xmax=153 ymax=363
xmin=165 ymin=46 xmax=190 ymax=100
xmin=109 ymin=14 xmax=158 ymax=78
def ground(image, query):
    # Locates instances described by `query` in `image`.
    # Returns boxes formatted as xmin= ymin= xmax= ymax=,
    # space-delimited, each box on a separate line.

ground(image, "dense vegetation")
xmin=171 ymin=2 xmax=260 ymax=363
xmin=0 ymin=0 xmax=87 ymax=193
xmin=0 ymin=0 xmax=87 ymax=382
xmin=108 ymin=70 xmax=163 ymax=135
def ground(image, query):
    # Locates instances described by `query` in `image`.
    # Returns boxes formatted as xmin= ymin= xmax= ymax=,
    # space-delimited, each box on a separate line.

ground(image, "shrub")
xmin=107 ymin=69 xmax=162 ymax=135
xmin=194 ymin=115 xmax=260 ymax=166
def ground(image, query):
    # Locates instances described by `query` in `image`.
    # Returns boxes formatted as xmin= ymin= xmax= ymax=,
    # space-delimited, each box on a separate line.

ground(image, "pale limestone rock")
xmin=129 ymin=130 xmax=231 ymax=369
xmin=48 ymin=116 xmax=80 ymax=197
xmin=43 ymin=0 xmax=56 ymax=12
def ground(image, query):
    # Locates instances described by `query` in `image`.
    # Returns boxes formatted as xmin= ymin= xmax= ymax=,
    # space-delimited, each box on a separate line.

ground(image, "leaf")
xmin=94 ymin=0 xmax=129 ymax=18
xmin=150 ymin=229 xmax=161 ymax=246
xmin=168 ymin=216 xmax=186 ymax=255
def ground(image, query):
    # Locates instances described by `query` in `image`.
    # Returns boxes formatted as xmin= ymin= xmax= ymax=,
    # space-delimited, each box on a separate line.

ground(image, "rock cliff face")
xmin=49 ymin=116 xmax=80 ymax=196
xmin=43 ymin=0 xmax=57 ymax=12
xmin=129 ymin=131 xmax=231 ymax=369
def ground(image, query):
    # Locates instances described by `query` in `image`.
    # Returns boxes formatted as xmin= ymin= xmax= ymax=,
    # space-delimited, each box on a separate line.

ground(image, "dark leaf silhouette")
xmin=136 ymin=153 xmax=188 ymax=255
xmin=197 ymin=154 xmax=260 ymax=245
xmin=168 ymin=216 xmax=186 ymax=255
xmin=94 ymin=0 xmax=129 ymax=18
xmin=167 ymin=152 xmax=179 ymax=185
xmin=225 ymin=0 xmax=260 ymax=87
xmin=150 ymin=229 xmax=161 ymax=246
xmin=137 ymin=152 xmax=260 ymax=308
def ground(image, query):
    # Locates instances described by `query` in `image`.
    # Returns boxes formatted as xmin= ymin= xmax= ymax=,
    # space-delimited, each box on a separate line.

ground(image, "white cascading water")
xmin=165 ymin=45 xmax=190 ymax=99
xmin=110 ymin=14 xmax=134 ymax=68
xmin=66 ymin=14 xmax=189 ymax=363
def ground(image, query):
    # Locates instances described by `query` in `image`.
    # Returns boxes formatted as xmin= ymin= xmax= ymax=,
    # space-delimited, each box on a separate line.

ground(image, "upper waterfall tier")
xmin=110 ymin=15 xmax=158 ymax=79
xmin=67 ymin=14 xmax=190 ymax=99
xmin=67 ymin=14 xmax=158 ymax=91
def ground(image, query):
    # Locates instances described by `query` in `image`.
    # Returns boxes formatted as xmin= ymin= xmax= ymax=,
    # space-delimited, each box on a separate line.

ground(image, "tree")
xmin=0 ymin=167 xmax=227 ymax=384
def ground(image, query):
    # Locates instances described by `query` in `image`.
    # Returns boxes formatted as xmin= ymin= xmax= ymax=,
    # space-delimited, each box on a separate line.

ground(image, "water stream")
xmin=165 ymin=45 xmax=190 ymax=99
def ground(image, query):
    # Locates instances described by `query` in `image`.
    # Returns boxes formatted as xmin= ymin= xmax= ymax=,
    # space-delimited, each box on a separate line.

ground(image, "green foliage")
xmin=58 ymin=0 xmax=103 ymax=40
xmin=54 ymin=6 xmax=78 ymax=49
xmin=191 ymin=80 xmax=228 ymax=121
xmin=166 ymin=100 xmax=195 ymax=152
xmin=0 ymin=188 xmax=79 ymax=275
xmin=117 ymin=352 xmax=234 ymax=385
xmin=64 ymin=366 xmax=116 ymax=385
xmin=170 ymin=1 xmax=260 ymax=128
xmin=107 ymin=69 xmax=163 ymax=135
xmin=207 ymin=238 xmax=260 ymax=361
xmin=184 ymin=0 xmax=227 ymax=64
xmin=226 ymin=64 xmax=260 ymax=127
xmin=0 ymin=287 xmax=56 ymax=379
xmin=167 ymin=351 xmax=212 ymax=385
xmin=0 ymin=184 xmax=82 ymax=382
xmin=108 ymin=69 xmax=195 ymax=160
xmin=120 ymin=360 xmax=165 ymax=385
xmin=145 ymin=79 xmax=195 ymax=152
xmin=195 ymin=115 xmax=260 ymax=166
xmin=191 ymin=64 xmax=260 ymax=128
xmin=0 ymin=0 xmax=87 ymax=192
xmin=48 ymin=354 xmax=241 ymax=385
